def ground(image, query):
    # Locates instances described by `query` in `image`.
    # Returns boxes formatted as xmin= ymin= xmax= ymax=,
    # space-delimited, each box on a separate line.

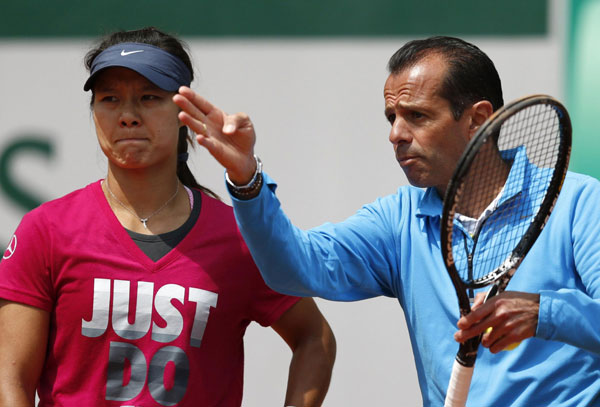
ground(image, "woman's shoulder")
xmin=25 ymin=181 xmax=102 ymax=223
xmin=194 ymin=189 xmax=232 ymax=213
xmin=37 ymin=181 xmax=100 ymax=210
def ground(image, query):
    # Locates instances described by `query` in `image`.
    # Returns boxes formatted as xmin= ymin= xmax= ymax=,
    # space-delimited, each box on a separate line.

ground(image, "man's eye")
xmin=142 ymin=94 xmax=160 ymax=101
xmin=411 ymin=111 xmax=424 ymax=119
xmin=387 ymin=114 xmax=396 ymax=125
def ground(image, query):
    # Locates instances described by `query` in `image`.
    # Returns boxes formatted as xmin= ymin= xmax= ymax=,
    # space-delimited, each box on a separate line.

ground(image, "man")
xmin=174 ymin=36 xmax=600 ymax=406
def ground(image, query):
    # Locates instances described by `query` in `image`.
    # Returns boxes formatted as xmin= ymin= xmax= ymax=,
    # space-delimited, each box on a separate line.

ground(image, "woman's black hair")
xmin=85 ymin=26 xmax=219 ymax=199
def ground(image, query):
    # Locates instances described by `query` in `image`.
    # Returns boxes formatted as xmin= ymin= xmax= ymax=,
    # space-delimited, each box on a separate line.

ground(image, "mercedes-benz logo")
xmin=3 ymin=235 xmax=17 ymax=260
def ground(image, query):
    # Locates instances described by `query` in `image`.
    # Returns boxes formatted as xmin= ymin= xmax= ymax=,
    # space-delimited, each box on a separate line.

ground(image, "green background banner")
xmin=1 ymin=0 xmax=546 ymax=37
xmin=568 ymin=0 xmax=600 ymax=179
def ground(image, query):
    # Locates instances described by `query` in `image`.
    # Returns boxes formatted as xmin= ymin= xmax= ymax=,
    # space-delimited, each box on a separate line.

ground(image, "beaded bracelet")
xmin=225 ymin=155 xmax=263 ymax=200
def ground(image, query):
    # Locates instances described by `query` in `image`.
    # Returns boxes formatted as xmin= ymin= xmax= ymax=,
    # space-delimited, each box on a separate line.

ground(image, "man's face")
xmin=384 ymin=54 xmax=473 ymax=196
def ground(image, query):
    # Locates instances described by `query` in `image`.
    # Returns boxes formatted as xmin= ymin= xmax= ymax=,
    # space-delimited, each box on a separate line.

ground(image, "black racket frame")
xmin=440 ymin=95 xmax=571 ymax=366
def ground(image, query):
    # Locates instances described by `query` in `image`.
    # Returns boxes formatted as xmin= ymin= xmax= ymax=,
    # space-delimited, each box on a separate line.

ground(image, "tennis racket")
xmin=441 ymin=95 xmax=571 ymax=407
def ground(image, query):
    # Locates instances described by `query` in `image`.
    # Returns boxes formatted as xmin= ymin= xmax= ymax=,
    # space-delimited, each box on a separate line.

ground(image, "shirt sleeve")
xmin=230 ymin=173 xmax=399 ymax=301
xmin=246 ymin=263 xmax=301 ymax=328
xmin=536 ymin=174 xmax=600 ymax=354
xmin=0 ymin=208 xmax=54 ymax=311
xmin=229 ymin=222 xmax=301 ymax=327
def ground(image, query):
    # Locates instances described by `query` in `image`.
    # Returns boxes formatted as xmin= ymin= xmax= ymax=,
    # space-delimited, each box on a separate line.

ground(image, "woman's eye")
xmin=142 ymin=94 xmax=160 ymax=101
xmin=100 ymin=96 xmax=117 ymax=102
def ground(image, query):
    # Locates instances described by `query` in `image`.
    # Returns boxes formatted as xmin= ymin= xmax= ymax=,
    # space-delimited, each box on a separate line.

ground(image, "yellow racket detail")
xmin=485 ymin=327 xmax=521 ymax=351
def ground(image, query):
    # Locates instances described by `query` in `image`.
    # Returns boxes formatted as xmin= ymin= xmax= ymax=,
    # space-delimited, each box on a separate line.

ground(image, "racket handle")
xmin=444 ymin=359 xmax=474 ymax=407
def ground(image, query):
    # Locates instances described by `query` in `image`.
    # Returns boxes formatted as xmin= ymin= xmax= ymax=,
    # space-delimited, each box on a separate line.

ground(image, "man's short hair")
xmin=387 ymin=36 xmax=504 ymax=120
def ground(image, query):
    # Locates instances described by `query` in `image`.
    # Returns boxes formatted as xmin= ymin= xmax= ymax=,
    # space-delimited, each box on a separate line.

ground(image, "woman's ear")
xmin=468 ymin=100 xmax=494 ymax=137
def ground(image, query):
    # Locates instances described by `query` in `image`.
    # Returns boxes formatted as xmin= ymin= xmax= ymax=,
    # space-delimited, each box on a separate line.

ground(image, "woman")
xmin=0 ymin=27 xmax=335 ymax=407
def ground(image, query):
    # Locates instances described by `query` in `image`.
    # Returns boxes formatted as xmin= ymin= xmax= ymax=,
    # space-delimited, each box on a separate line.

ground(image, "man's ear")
xmin=468 ymin=100 xmax=494 ymax=137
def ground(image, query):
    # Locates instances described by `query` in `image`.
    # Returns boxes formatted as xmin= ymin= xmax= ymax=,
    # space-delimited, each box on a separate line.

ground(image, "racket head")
xmin=441 ymin=94 xmax=571 ymax=324
xmin=442 ymin=94 xmax=571 ymax=406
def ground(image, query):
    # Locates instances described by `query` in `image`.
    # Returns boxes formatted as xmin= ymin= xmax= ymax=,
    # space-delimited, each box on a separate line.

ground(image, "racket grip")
xmin=444 ymin=359 xmax=474 ymax=407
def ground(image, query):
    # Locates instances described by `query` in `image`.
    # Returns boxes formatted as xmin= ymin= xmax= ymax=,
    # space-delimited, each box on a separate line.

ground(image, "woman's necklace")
xmin=104 ymin=179 xmax=180 ymax=229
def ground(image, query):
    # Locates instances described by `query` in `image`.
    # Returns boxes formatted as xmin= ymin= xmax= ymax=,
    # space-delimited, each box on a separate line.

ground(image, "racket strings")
xmin=450 ymin=103 xmax=562 ymax=284
xmin=500 ymin=104 xmax=561 ymax=169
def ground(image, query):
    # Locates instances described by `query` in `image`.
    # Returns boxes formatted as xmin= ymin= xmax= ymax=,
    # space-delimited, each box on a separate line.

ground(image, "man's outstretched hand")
xmin=173 ymin=86 xmax=257 ymax=185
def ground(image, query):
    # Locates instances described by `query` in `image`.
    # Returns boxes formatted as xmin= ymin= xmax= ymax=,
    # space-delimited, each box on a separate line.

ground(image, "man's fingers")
xmin=176 ymin=86 xmax=216 ymax=115
xmin=455 ymin=292 xmax=539 ymax=348
xmin=223 ymin=112 xmax=253 ymax=135
xmin=471 ymin=292 xmax=487 ymax=310
xmin=454 ymin=316 xmax=492 ymax=342
xmin=482 ymin=323 xmax=525 ymax=353
xmin=178 ymin=111 xmax=208 ymax=136
xmin=173 ymin=94 xmax=208 ymax=122
xmin=458 ymin=288 xmax=502 ymax=328
xmin=457 ymin=300 xmax=491 ymax=329
xmin=194 ymin=133 xmax=220 ymax=154
xmin=456 ymin=291 xmax=492 ymax=331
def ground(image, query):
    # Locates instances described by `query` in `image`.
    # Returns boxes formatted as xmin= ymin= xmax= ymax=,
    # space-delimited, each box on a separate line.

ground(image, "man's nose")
xmin=389 ymin=117 xmax=411 ymax=145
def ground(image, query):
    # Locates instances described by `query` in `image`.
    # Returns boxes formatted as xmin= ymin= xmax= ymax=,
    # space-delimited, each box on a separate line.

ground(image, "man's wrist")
xmin=226 ymin=155 xmax=263 ymax=200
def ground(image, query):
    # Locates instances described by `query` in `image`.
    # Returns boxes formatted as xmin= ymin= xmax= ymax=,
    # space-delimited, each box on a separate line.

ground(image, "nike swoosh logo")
xmin=121 ymin=50 xmax=144 ymax=56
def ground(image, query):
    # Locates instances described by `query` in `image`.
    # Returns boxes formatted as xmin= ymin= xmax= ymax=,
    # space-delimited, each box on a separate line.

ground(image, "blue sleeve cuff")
xmin=536 ymin=288 xmax=600 ymax=355
xmin=536 ymin=290 xmax=554 ymax=339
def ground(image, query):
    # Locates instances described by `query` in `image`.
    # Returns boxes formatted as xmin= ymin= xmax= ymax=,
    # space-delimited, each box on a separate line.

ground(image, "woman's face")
xmin=92 ymin=67 xmax=181 ymax=171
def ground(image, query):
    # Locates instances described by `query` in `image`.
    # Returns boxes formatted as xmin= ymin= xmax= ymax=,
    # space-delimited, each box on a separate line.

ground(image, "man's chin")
xmin=400 ymin=169 xmax=427 ymax=188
